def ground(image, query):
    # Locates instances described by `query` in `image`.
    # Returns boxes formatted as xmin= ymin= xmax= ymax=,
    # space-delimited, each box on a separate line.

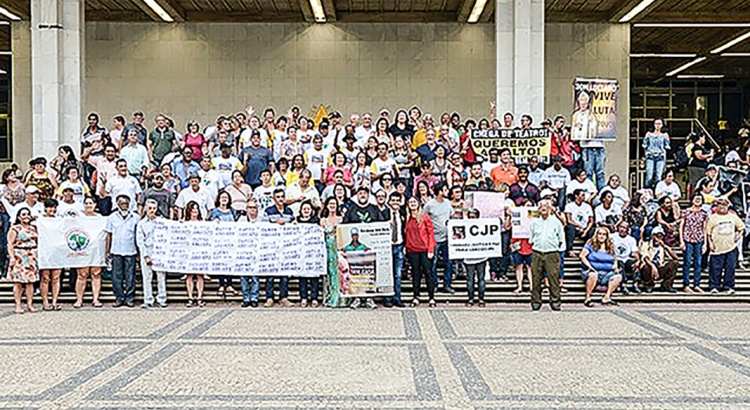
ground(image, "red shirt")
xmin=511 ymin=238 xmax=533 ymax=255
xmin=405 ymin=213 xmax=437 ymax=253
xmin=460 ymin=132 xmax=476 ymax=163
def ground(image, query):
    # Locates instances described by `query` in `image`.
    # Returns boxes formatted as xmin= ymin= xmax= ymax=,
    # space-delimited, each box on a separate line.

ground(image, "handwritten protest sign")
xmin=464 ymin=192 xmax=506 ymax=220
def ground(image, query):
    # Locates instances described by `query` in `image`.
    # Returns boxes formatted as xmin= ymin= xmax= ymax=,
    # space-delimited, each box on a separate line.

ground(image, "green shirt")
xmin=149 ymin=128 xmax=176 ymax=163
xmin=529 ymin=215 xmax=565 ymax=253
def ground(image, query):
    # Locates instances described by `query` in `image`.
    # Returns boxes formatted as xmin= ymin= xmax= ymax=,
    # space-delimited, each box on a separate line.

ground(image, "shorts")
xmin=688 ymin=166 xmax=705 ymax=186
xmin=582 ymin=270 xmax=621 ymax=287
xmin=511 ymin=253 xmax=532 ymax=266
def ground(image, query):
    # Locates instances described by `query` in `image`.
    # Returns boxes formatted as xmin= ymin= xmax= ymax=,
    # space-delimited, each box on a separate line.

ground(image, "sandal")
xmin=185 ymin=299 xmax=194 ymax=308
xmin=410 ymin=299 xmax=420 ymax=308
xmin=583 ymin=299 xmax=594 ymax=308
xmin=602 ymin=299 xmax=619 ymax=306
xmin=428 ymin=299 xmax=437 ymax=307
xmin=73 ymin=302 xmax=83 ymax=309
xmin=197 ymin=299 xmax=206 ymax=308
xmin=513 ymin=288 xmax=522 ymax=296
xmin=53 ymin=305 xmax=62 ymax=311
xmin=13 ymin=308 xmax=23 ymax=315
xmin=42 ymin=305 xmax=53 ymax=311
xmin=92 ymin=301 xmax=103 ymax=308
xmin=217 ymin=287 xmax=225 ymax=296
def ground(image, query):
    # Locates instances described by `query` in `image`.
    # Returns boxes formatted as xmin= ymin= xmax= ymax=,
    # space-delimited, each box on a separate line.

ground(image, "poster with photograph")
xmin=511 ymin=206 xmax=539 ymax=239
xmin=336 ymin=222 xmax=394 ymax=297
xmin=572 ymin=78 xmax=619 ymax=141
xmin=464 ymin=192 xmax=507 ymax=220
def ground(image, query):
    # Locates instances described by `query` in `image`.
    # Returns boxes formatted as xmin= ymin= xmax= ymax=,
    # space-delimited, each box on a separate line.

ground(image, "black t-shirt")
xmin=388 ymin=124 xmax=415 ymax=140
xmin=691 ymin=144 xmax=708 ymax=168
xmin=343 ymin=203 xmax=386 ymax=224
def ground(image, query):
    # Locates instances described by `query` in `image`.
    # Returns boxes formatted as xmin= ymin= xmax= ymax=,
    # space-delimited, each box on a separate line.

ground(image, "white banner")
xmin=511 ymin=206 xmax=538 ymax=239
xmin=447 ymin=218 xmax=502 ymax=259
xmin=151 ymin=220 xmax=326 ymax=277
xmin=37 ymin=216 xmax=108 ymax=269
xmin=336 ymin=222 xmax=394 ymax=297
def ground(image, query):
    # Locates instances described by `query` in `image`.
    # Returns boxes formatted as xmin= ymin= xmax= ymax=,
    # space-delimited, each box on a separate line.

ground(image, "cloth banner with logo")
xmin=447 ymin=218 xmax=502 ymax=259
xmin=471 ymin=128 xmax=551 ymax=164
xmin=572 ymin=78 xmax=619 ymax=141
xmin=336 ymin=222 xmax=394 ymax=297
xmin=151 ymin=220 xmax=326 ymax=277
xmin=37 ymin=216 xmax=108 ymax=269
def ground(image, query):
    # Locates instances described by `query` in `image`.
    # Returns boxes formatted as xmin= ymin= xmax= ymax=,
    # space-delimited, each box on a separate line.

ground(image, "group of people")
xmin=1 ymin=106 xmax=746 ymax=313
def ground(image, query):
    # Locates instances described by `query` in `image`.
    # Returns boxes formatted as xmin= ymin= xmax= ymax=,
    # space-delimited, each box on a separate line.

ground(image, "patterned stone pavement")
xmin=2 ymin=305 xmax=750 ymax=410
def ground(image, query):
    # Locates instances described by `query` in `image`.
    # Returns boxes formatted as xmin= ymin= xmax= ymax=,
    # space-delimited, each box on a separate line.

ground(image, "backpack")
xmin=673 ymin=141 xmax=694 ymax=170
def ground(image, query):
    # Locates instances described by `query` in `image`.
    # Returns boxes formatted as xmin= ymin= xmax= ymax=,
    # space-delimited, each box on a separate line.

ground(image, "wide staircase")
xmin=2 ymin=240 xmax=749 ymax=306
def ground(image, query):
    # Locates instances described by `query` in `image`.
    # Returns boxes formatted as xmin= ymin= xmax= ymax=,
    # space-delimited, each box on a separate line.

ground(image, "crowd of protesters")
xmin=2 ymin=105 xmax=749 ymax=313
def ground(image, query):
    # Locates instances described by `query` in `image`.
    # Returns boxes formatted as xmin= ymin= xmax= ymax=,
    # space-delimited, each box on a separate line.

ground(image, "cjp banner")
xmin=151 ymin=220 xmax=326 ymax=277
xmin=336 ymin=222 xmax=394 ymax=297
xmin=38 ymin=216 xmax=108 ymax=269
xmin=572 ymin=78 xmax=619 ymax=141
xmin=471 ymin=128 xmax=551 ymax=164
xmin=447 ymin=218 xmax=502 ymax=259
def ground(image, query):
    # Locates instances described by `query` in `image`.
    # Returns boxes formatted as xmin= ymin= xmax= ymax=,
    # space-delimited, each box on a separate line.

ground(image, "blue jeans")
xmin=645 ymin=155 xmax=666 ymax=189
xmin=111 ymin=254 xmax=136 ymax=304
xmin=709 ymin=249 xmax=737 ymax=291
xmin=388 ymin=244 xmax=404 ymax=304
xmin=466 ymin=261 xmax=486 ymax=301
xmin=583 ymin=147 xmax=607 ymax=191
xmin=265 ymin=276 xmax=289 ymax=300
xmin=240 ymin=276 xmax=259 ymax=303
xmin=299 ymin=277 xmax=320 ymax=301
xmin=683 ymin=241 xmax=703 ymax=288
xmin=431 ymin=241 xmax=452 ymax=290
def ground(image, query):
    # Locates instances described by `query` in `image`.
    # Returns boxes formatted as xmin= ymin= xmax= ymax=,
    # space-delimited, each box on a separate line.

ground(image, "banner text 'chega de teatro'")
xmin=471 ymin=128 xmax=551 ymax=164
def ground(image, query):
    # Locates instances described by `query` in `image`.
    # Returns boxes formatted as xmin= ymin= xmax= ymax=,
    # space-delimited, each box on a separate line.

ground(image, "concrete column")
xmin=496 ymin=0 xmax=544 ymax=122
xmin=31 ymin=0 xmax=84 ymax=159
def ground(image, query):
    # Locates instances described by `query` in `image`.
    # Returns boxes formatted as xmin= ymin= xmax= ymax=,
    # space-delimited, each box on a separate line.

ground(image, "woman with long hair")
xmin=323 ymin=152 xmax=354 ymax=188
xmin=388 ymin=110 xmax=415 ymax=140
xmin=50 ymin=145 xmax=85 ymax=183
xmin=298 ymin=200 xmax=321 ymax=307
xmin=404 ymin=196 xmax=436 ymax=307
xmin=39 ymin=199 xmax=62 ymax=311
xmin=287 ymin=154 xmax=307 ymax=187
xmin=374 ymin=118 xmax=392 ymax=147
xmin=364 ymin=136 xmax=379 ymax=164
xmin=415 ymin=180 xmax=433 ymax=206
xmin=73 ymin=196 xmax=104 ymax=308
xmin=209 ymin=191 xmax=238 ymax=297
xmin=351 ymin=151 xmax=371 ymax=190
xmin=320 ymin=197 xmax=346 ymax=308
xmin=184 ymin=201 xmax=206 ymax=307
xmin=579 ymin=226 xmax=622 ymax=307
xmin=0 ymin=168 xmax=25 ymax=274
xmin=655 ymin=196 xmax=680 ymax=248
xmin=679 ymin=193 xmax=708 ymax=294
xmin=224 ymin=170 xmax=254 ymax=215
xmin=7 ymin=207 xmax=38 ymax=314
xmin=624 ymin=191 xmax=648 ymax=241
xmin=332 ymin=183 xmax=350 ymax=215
xmin=183 ymin=121 xmax=206 ymax=161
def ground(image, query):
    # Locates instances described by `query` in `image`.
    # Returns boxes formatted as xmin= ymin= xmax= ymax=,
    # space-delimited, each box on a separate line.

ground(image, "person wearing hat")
xmin=2 ymin=185 xmax=44 ymax=223
xmin=212 ymin=141 xmax=243 ymax=189
xmin=121 ymin=111 xmax=148 ymax=146
xmin=139 ymin=172 xmax=174 ymax=219
xmin=541 ymin=155 xmax=571 ymax=210
xmin=706 ymin=197 xmax=744 ymax=294
xmin=340 ymin=132 xmax=359 ymax=165
xmin=638 ymin=225 xmax=678 ymax=293
xmin=55 ymin=187 xmax=84 ymax=217
xmin=175 ymin=172 xmax=212 ymax=220
xmin=24 ymin=156 xmax=58 ymax=201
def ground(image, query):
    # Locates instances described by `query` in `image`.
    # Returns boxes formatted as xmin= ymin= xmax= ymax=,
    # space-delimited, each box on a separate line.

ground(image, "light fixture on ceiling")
xmin=630 ymin=53 xmax=697 ymax=58
xmin=0 ymin=69 xmax=6 ymax=75
xmin=467 ymin=0 xmax=489 ymax=23
xmin=142 ymin=0 xmax=174 ymax=22
xmin=721 ymin=53 xmax=750 ymax=57
xmin=309 ymin=0 xmax=326 ymax=22
xmin=665 ymin=56 xmax=707 ymax=77
xmin=619 ymin=0 xmax=657 ymax=23
xmin=634 ymin=23 xmax=750 ymax=28
xmin=0 ymin=51 xmax=11 ymax=55
xmin=676 ymin=74 xmax=725 ymax=79
xmin=711 ymin=30 xmax=750 ymax=54
xmin=0 ymin=6 xmax=21 ymax=21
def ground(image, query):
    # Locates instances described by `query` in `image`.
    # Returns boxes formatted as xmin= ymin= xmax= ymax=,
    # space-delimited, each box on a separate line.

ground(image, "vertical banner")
xmin=37 ymin=216 xmax=108 ymax=269
xmin=571 ymin=78 xmax=619 ymax=141
xmin=471 ymin=128 xmax=551 ymax=164
xmin=510 ymin=206 xmax=538 ymax=239
xmin=336 ymin=222 xmax=394 ymax=297
xmin=464 ymin=192 xmax=506 ymax=220
xmin=447 ymin=218 xmax=502 ymax=259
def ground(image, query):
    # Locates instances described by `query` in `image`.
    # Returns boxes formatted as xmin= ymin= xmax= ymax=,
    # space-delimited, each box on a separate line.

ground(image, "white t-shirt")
xmin=56 ymin=180 xmax=89 ymax=205
xmin=175 ymin=187 xmax=213 ymax=218
xmin=594 ymin=204 xmax=619 ymax=224
xmin=199 ymin=169 xmax=222 ymax=204
xmin=56 ymin=200 xmax=85 ymax=217
xmin=482 ymin=160 xmax=500 ymax=177
xmin=370 ymin=157 xmax=396 ymax=178
xmin=253 ymin=184 xmax=276 ymax=214
xmin=600 ymin=185 xmax=630 ymax=213
xmin=612 ymin=234 xmax=638 ymax=262
xmin=105 ymin=174 xmax=142 ymax=211
xmin=655 ymin=180 xmax=681 ymax=201
xmin=567 ymin=178 xmax=598 ymax=200
xmin=304 ymin=147 xmax=331 ymax=180
xmin=542 ymin=167 xmax=571 ymax=190
xmin=564 ymin=201 xmax=593 ymax=228
xmin=211 ymin=156 xmax=243 ymax=188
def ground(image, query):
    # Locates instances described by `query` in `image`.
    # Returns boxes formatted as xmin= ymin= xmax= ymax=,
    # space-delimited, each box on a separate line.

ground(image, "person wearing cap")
xmin=212 ymin=141 xmax=243 ymax=189
xmin=340 ymin=132 xmax=359 ymax=165
xmin=638 ymin=225 xmax=678 ymax=293
xmin=24 ymin=157 xmax=58 ymax=201
xmin=175 ymin=173 xmax=212 ymax=220
xmin=529 ymin=199 xmax=565 ymax=311
xmin=55 ymin=187 xmax=84 ymax=217
xmin=240 ymin=129 xmax=275 ymax=190
xmin=103 ymin=159 xmax=142 ymax=213
xmin=706 ymin=197 xmax=744 ymax=294
xmin=105 ymin=194 xmax=141 ymax=308
xmin=139 ymin=172 xmax=174 ymax=219
xmin=2 ymin=185 xmax=44 ymax=223
xmin=343 ymin=186 xmax=386 ymax=224
xmin=317 ymin=119 xmax=336 ymax=153
xmin=490 ymin=148 xmax=519 ymax=188
xmin=121 ymin=111 xmax=148 ymax=146
xmin=541 ymin=156 xmax=571 ymax=210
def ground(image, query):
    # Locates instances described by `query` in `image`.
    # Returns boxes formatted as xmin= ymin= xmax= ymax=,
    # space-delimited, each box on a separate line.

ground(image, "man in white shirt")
xmin=2 ymin=186 xmax=44 ymax=222
xmin=56 ymin=187 xmax=85 ymax=217
xmin=370 ymin=143 xmax=397 ymax=184
xmin=355 ymin=112 xmax=374 ymax=144
xmin=212 ymin=142 xmax=243 ymax=189
xmin=253 ymin=169 xmax=276 ymax=214
xmin=541 ymin=156 xmax=571 ymax=210
xmin=286 ymin=169 xmax=321 ymax=216
xmin=175 ymin=173 xmax=213 ymax=219
xmin=563 ymin=189 xmax=594 ymax=257
xmin=104 ymin=159 xmax=143 ymax=212
xmin=611 ymin=221 xmax=640 ymax=294
xmin=198 ymin=156 xmax=221 ymax=205
xmin=482 ymin=149 xmax=501 ymax=176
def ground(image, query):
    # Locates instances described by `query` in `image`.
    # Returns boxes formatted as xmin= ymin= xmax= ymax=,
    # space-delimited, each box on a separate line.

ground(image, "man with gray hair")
xmin=136 ymin=199 xmax=167 ymax=308
xmin=529 ymin=199 xmax=565 ymax=311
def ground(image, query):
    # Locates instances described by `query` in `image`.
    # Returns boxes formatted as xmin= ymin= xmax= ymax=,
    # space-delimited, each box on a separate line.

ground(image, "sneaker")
xmin=279 ymin=298 xmax=293 ymax=307
xmin=683 ymin=286 xmax=694 ymax=294
xmin=126 ymin=301 xmax=135 ymax=308
xmin=300 ymin=299 xmax=308 ymax=308
xmin=478 ymin=300 xmax=486 ymax=308
xmin=311 ymin=300 xmax=319 ymax=308
xmin=394 ymin=301 xmax=406 ymax=308
xmin=710 ymin=288 xmax=719 ymax=294
xmin=465 ymin=302 xmax=473 ymax=307
xmin=633 ymin=284 xmax=642 ymax=294
xmin=726 ymin=288 xmax=736 ymax=295
xmin=693 ymin=287 xmax=705 ymax=294
xmin=442 ymin=287 xmax=456 ymax=294
xmin=157 ymin=302 xmax=168 ymax=308
xmin=112 ymin=301 xmax=124 ymax=308
xmin=241 ymin=301 xmax=252 ymax=308
xmin=250 ymin=301 xmax=258 ymax=308
xmin=350 ymin=298 xmax=362 ymax=309
xmin=264 ymin=299 xmax=274 ymax=308
xmin=140 ymin=303 xmax=152 ymax=309
xmin=622 ymin=286 xmax=630 ymax=296
xmin=383 ymin=300 xmax=393 ymax=308
xmin=364 ymin=298 xmax=377 ymax=309
xmin=560 ymin=286 xmax=568 ymax=294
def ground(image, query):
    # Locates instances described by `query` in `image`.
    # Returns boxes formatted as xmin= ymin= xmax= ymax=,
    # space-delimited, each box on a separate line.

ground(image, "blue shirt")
xmin=172 ymin=160 xmax=201 ymax=189
xmin=582 ymin=243 xmax=616 ymax=272
xmin=209 ymin=208 xmax=237 ymax=222
xmin=263 ymin=205 xmax=294 ymax=224
xmin=136 ymin=217 xmax=157 ymax=258
xmin=241 ymin=146 xmax=274 ymax=186
xmin=642 ymin=132 xmax=670 ymax=157
xmin=105 ymin=211 xmax=141 ymax=256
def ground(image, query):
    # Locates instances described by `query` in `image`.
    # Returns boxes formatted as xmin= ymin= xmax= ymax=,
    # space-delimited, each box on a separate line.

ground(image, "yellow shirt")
xmin=706 ymin=212 xmax=744 ymax=255
xmin=411 ymin=128 xmax=427 ymax=149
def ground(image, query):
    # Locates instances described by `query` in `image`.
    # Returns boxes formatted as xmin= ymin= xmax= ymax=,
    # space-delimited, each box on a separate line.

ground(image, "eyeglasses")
xmin=247 ymin=206 xmax=258 ymax=209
